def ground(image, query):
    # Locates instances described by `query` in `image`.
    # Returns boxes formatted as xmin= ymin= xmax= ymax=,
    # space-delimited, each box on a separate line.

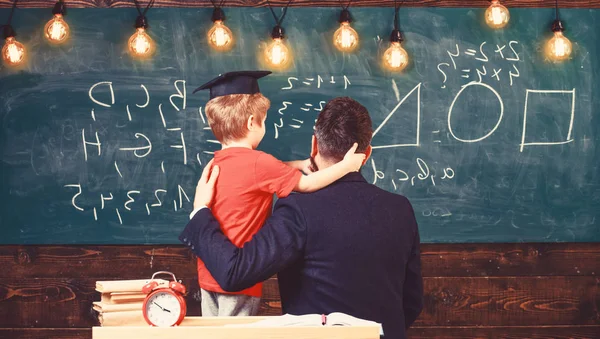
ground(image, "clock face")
xmin=144 ymin=291 xmax=183 ymax=327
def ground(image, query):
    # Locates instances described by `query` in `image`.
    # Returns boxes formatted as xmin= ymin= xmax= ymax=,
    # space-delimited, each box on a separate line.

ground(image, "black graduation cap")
xmin=193 ymin=71 xmax=272 ymax=99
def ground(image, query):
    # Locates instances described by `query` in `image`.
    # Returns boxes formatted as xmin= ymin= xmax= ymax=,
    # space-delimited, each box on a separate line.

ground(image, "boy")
xmin=191 ymin=71 xmax=365 ymax=317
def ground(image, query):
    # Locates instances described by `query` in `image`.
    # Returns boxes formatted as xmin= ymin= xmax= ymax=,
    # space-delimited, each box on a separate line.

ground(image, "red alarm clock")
xmin=142 ymin=271 xmax=187 ymax=327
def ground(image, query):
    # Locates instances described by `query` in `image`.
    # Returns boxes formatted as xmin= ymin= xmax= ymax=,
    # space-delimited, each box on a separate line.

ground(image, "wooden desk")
xmin=92 ymin=316 xmax=381 ymax=339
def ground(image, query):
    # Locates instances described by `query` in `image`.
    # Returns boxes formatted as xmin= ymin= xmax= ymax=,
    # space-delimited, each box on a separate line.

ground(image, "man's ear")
xmin=311 ymin=135 xmax=318 ymax=158
xmin=247 ymin=115 xmax=255 ymax=131
xmin=362 ymin=145 xmax=372 ymax=166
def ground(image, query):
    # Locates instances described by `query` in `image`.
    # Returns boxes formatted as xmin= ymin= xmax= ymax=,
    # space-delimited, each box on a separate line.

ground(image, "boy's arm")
xmin=254 ymin=143 xmax=364 ymax=198
xmin=285 ymin=159 xmax=311 ymax=173
xmin=294 ymin=143 xmax=365 ymax=193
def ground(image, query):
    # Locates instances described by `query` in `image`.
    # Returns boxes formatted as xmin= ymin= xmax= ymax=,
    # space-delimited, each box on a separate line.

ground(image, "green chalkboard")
xmin=1 ymin=7 xmax=598 ymax=244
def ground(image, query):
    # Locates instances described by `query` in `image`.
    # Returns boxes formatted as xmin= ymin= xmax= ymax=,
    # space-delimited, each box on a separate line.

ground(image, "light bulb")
xmin=546 ymin=30 xmax=572 ymax=61
xmin=485 ymin=0 xmax=510 ymax=29
xmin=333 ymin=22 xmax=359 ymax=52
xmin=45 ymin=14 xmax=70 ymax=44
xmin=2 ymin=36 xmax=26 ymax=66
xmin=128 ymin=27 xmax=155 ymax=58
xmin=265 ymin=38 xmax=291 ymax=69
xmin=208 ymin=21 xmax=233 ymax=51
xmin=383 ymin=42 xmax=409 ymax=71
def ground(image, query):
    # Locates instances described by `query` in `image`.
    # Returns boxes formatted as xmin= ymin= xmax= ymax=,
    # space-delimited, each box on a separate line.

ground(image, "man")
xmin=180 ymin=97 xmax=423 ymax=339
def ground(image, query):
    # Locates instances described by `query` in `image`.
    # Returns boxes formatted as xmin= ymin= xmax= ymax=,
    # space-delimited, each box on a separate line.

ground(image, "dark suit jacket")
xmin=179 ymin=172 xmax=423 ymax=339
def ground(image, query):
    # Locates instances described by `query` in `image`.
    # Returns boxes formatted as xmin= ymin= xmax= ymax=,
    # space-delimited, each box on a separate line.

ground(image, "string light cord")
xmin=393 ymin=0 xmax=407 ymax=31
xmin=390 ymin=0 xmax=406 ymax=43
xmin=267 ymin=0 xmax=294 ymax=27
xmin=337 ymin=0 xmax=353 ymax=23
xmin=339 ymin=0 xmax=353 ymax=10
xmin=551 ymin=0 xmax=564 ymax=32
xmin=209 ymin=0 xmax=226 ymax=8
xmin=2 ymin=0 xmax=18 ymax=38
xmin=132 ymin=0 xmax=155 ymax=29
xmin=52 ymin=0 xmax=66 ymax=16
xmin=209 ymin=0 xmax=227 ymax=22
xmin=266 ymin=0 xmax=294 ymax=39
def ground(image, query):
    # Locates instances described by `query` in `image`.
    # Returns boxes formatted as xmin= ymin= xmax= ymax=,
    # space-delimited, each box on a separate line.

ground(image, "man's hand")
xmin=342 ymin=143 xmax=366 ymax=172
xmin=193 ymin=159 xmax=220 ymax=210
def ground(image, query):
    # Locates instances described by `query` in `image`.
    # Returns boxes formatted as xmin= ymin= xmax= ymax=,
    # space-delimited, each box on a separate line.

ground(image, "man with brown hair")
xmin=181 ymin=96 xmax=423 ymax=338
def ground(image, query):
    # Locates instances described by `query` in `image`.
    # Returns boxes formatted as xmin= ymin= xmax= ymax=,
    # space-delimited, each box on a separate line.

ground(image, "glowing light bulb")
xmin=265 ymin=38 xmax=290 ymax=68
xmin=546 ymin=30 xmax=572 ymax=61
xmin=333 ymin=22 xmax=359 ymax=52
xmin=383 ymin=42 xmax=409 ymax=71
xmin=45 ymin=14 xmax=70 ymax=44
xmin=208 ymin=21 xmax=233 ymax=51
xmin=128 ymin=27 xmax=155 ymax=58
xmin=2 ymin=36 xmax=26 ymax=66
xmin=485 ymin=0 xmax=510 ymax=29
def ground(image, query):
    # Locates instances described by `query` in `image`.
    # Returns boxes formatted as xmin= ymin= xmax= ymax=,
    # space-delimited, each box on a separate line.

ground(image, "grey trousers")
xmin=200 ymin=288 xmax=261 ymax=316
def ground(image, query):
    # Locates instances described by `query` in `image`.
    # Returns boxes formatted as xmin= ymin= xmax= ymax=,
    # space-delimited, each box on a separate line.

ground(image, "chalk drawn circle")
xmin=448 ymin=81 xmax=504 ymax=143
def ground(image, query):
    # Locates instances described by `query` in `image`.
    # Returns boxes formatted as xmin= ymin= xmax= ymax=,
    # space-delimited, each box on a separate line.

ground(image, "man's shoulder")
xmin=284 ymin=180 xmax=412 ymax=208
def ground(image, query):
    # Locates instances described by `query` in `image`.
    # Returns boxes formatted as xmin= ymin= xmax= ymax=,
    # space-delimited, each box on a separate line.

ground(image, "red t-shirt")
xmin=197 ymin=147 xmax=303 ymax=297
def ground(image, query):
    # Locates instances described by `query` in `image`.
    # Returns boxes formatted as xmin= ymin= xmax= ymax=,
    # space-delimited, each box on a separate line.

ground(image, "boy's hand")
xmin=300 ymin=158 xmax=316 ymax=175
xmin=194 ymin=159 xmax=220 ymax=210
xmin=342 ymin=143 xmax=366 ymax=172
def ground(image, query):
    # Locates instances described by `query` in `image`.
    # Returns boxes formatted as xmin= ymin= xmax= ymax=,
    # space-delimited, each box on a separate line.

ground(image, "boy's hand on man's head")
xmin=194 ymin=159 xmax=220 ymax=210
xmin=342 ymin=143 xmax=366 ymax=172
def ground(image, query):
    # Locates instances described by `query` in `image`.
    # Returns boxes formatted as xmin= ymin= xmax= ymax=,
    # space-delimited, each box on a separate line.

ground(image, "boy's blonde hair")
xmin=205 ymin=93 xmax=270 ymax=143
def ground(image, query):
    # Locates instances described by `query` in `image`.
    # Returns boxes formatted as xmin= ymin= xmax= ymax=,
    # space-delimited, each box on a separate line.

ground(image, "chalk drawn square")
xmin=520 ymin=89 xmax=576 ymax=152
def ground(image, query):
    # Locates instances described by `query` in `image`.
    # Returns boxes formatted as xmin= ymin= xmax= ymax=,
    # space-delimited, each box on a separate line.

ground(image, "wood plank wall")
xmin=0 ymin=243 xmax=598 ymax=338
xmin=1 ymin=0 xmax=600 ymax=8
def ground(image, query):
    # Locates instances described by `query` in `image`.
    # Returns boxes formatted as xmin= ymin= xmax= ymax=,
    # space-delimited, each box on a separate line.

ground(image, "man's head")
xmin=205 ymin=93 xmax=270 ymax=148
xmin=311 ymin=97 xmax=373 ymax=168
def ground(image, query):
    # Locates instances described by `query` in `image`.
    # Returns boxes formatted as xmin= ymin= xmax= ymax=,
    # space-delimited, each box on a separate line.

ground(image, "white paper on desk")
xmin=225 ymin=313 xmax=383 ymax=335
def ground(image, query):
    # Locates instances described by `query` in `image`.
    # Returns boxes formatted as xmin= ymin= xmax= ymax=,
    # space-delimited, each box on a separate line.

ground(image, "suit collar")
xmin=338 ymin=171 xmax=368 ymax=183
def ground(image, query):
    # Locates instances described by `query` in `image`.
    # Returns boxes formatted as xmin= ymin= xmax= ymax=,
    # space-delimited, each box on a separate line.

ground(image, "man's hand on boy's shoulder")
xmin=194 ymin=159 xmax=220 ymax=210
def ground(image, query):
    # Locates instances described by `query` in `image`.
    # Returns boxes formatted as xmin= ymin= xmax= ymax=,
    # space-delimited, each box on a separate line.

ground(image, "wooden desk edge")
xmin=92 ymin=316 xmax=381 ymax=339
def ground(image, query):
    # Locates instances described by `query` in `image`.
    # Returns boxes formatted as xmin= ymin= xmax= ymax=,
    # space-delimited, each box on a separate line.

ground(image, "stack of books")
xmin=94 ymin=279 xmax=166 ymax=326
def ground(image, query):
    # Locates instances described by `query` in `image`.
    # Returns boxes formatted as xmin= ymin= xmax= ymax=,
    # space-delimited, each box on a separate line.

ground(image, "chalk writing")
xmin=119 ymin=133 xmax=152 ymax=157
xmin=170 ymin=80 xmax=187 ymax=111
xmin=437 ymin=40 xmax=522 ymax=87
xmin=82 ymin=129 xmax=101 ymax=161
xmin=89 ymin=81 xmax=115 ymax=108
xmin=370 ymin=158 xmax=456 ymax=189
xmin=281 ymin=75 xmax=351 ymax=90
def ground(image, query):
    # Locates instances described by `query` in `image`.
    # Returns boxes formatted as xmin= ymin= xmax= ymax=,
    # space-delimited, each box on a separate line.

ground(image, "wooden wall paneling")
xmin=0 ymin=328 xmax=91 ymax=339
xmin=0 ymin=245 xmax=195 ymax=280
xmin=2 ymin=244 xmax=599 ymax=279
xmin=1 ymin=0 xmax=600 ymax=8
xmin=407 ymin=325 xmax=600 ymax=339
xmin=416 ymin=276 xmax=600 ymax=327
xmin=1 ymin=276 xmax=597 ymax=327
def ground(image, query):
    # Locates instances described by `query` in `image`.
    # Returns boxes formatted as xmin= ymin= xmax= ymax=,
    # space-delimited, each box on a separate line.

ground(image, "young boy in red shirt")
xmin=191 ymin=71 xmax=365 ymax=317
